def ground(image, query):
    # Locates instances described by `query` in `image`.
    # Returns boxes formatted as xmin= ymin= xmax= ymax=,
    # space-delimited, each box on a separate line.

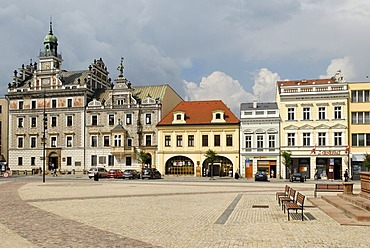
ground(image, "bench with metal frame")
xmin=285 ymin=192 xmax=305 ymax=221
xmin=314 ymin=183 xmax=344 ymax=198
xmin=276 ymin=185 xmax=290 ymax=205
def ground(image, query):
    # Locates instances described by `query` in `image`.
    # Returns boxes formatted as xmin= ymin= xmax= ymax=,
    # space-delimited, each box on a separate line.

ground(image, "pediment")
xmin=284 ymin=125 xmax=298 ymax=130
xmin=300 ymin=124 xmax=314 ymax=130
xmin=316 ymin=124 xmax=330 ymax=129
xmin=331 ymin=124 xmax=347 ymax=129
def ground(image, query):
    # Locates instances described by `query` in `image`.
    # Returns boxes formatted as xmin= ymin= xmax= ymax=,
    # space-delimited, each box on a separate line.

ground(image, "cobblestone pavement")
xmin=1 ymin=177 xmax=370 ymax=247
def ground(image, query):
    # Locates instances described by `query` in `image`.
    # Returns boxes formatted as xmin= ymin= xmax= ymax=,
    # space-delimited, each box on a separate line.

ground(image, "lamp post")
xmin=42 ymin=90 xmax=46 ymax=183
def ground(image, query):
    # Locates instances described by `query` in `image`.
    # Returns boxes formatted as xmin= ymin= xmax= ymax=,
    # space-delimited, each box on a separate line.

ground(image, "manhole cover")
xmin=252 ymin=205 xmax=269 ymax=208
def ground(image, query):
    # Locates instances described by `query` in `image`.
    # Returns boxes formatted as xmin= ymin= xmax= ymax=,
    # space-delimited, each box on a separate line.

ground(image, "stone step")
xmin=308 ymin=197 xmax=370 ymax=226
xmin=321 ymin=195 xmax=370 ymax=222
xmin=338 ymin=194 xmax=370 ymax=212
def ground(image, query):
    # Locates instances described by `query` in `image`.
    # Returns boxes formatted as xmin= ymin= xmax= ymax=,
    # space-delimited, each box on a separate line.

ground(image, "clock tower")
xmin=39 ymin=21 xmax=62 ymax=72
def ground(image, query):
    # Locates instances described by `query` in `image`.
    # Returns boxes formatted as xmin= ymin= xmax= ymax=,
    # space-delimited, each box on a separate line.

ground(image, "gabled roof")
xmin=157 ymin=100 xmax=239 ymax=126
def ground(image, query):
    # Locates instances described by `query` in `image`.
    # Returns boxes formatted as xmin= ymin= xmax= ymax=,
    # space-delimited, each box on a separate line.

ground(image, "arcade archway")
xmin=165 ymin=156 xmax=194 ymax=175
xmin=202 ymin=156 xmax=233 ymax=177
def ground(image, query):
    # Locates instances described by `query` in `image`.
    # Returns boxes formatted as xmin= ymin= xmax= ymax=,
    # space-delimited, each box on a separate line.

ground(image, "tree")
xmin=205 ymin=149 xmax=217 ymax=179
xmin=363 ymin=153 xmax=370 ymax=171
xmin=138 ymin=151 xmax=149 ymax=170
xmin=281 ymin=151 xmax=292 ymax=179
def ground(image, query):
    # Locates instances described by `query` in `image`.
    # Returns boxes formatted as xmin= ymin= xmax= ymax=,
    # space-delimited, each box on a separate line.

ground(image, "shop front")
xmin=287 ymin=158 xmax=311 ymax=179
xmin=257 ymin=160 xmax=277 ymax=178
xmin=315 ymin=157 xmax=342 ymax=180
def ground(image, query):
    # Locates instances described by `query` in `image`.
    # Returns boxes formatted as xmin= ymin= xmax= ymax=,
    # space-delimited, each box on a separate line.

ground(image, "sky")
xmin=1 ymin=0 xmax=370 ymax=115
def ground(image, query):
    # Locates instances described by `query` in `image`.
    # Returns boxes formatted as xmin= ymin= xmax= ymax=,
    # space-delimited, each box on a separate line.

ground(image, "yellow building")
xmin=348 ymin=82 xmax=370 ymax=179
xmin=157 ymin=100 xmax=240 ymax=177
xmin=277 ymin=72 xmax=349 ymax=180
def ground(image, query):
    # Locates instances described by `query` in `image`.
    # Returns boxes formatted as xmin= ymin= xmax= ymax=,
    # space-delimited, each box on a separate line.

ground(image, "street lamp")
xmin=42 ymin=90 xmax=46 ymax=183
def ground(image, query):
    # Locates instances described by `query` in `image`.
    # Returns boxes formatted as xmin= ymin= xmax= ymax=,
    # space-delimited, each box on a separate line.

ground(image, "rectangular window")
xmin=108 ymin=114 xmax=115 ymax=126
xmin=67 ymin=157 xmax=72 ymax=166
xmin=52 ymin=99 xmax=57 ymax=108
xmin=245 ymin=135 xmax=252 ymax=149
xmin=257 ymin=135 xmax=263 ymax=149
xmin=66 ymin=116 xmax=73 ymax=126
xmin=202 ymin=135 xmax=208 ymax=147
xmin=18 ymin=101 xmax=24 ymax=110
xmin=51 ymin=136 xmax=57 ymax=147
xmin=114 ymin=135 xmax=122 ymax=147
xmin=351 ymin=112 xmax=357 ymax=124
xmin=358 ymin=112 xmax=364 ymax=124
xmin=302 ymin=133 xmax=310 ymax=146
xmin=359 ymin=134 xmax=365 ymax=146
xmin=358 ymin=91 xmax=364 ymax=102
xmin=214 ymin=135 xmax=221 ymax=146
xmin=365 ymin=112 xmax=370 ymax=124
xmin=176 ymin=135 xmax=183 ymax=147
xmin=334 ymin=106 xmax=342 ymax=119
xmin=18 ymin=137 xmax=24 ymax=148
xmin=303 ymin=107 xmax=310 ymax=120
xmin=318 ymin=107 xmax=326 ymax=120
xmin=352 ymin=91 xmax=357 ymax=103
xmin=365 ymin=90 xmax=370 ymax=102
xmin=51 ymin=116 xmax=57 ymax=127
xmin=268 ymin=135 xmax=275 ymax=148
xmin=31 ymin=100 xmax=37 ymax=109
xmin=352 ymin=134 xmax=358 ymax=146
xmin=108 ymin=155 xmax=114 ymax=166
xmin=18 ymin=117 xmax=24 ymax=128
xmin=318 ymin=132 xmax=326 ymax=146
xmin=188 ymin=135 xmax=194 ymax=147
xmin=99 ymin=156 xmax=106 ymax=165
xmin=30 ymin=137 xmax=37 ymax=148
xmin=91 ymin=115 xmax=98 ymax=126
xmin=145 ymin=113 xmax=151 ymax=124
xmin=287 ymin=133 xmax=295 ymax=146
xmin=145 ymin=135 xmax=152 ymax=146
xmin=287 ymin=108 xmax=295 ymax=121
xmin=334 ymin=132 xmax=342 ymax=146
xmin=126 ymin=157 xmax=132 ymax=166
xmin=91 ymin=155 xmax=97 ymax=166
xmin=67 ymin=98 xmax=73 ymax=108
xmin=126 ymin=113 xmax=132 ymax=125
xmin=367 ymin=134 xmax=370 ymax=146
xmin=31 ymin=117 xmax=37 ymax=127
xmin=18 ymin=157 xmax=23 ymax=166
xmin=226 ymin=134 xmax=233 ymax=146
xmin=91 ymin=136 xmax=98 ymax=147
xmin=66 ymin=136 xmax=73 ymax=147
xmin=127 ymin=138 xmax=132 ymax=147
xmin=104 ymin=136 xmax=110 ymax=147
xmin=31 ymin=157 xmax=36 ymax=166
xmin=165 ymin=135 xmax=171 ymax=147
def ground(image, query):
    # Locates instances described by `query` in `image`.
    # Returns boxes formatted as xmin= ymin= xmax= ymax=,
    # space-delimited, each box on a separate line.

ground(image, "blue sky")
xmin=1 ymin=0 xmax=370 ymax=114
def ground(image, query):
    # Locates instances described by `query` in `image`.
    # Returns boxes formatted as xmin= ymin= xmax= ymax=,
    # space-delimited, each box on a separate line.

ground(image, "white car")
xmin=88 ymin=167 xmax=108 ymax=179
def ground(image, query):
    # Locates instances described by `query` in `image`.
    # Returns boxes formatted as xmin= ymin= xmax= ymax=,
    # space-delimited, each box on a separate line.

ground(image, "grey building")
xmin=239 ymin=100 xmax=280 ymax=179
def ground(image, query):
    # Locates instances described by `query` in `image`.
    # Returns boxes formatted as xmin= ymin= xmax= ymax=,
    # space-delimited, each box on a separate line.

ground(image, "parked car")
xmin=290 ymin=173 xmax=305 ymax=182
xmin=123 ymin=169 xmax=141 ymax=179
xmin=88 ymin=167 xmax=108 ymax=179
xmin=255 ymin=171 xmax=268 ymax=181
xmin=141 ymin=168 xmax=161 ymax=179
xmin=107 ymin=169 xmax=124 ymax=179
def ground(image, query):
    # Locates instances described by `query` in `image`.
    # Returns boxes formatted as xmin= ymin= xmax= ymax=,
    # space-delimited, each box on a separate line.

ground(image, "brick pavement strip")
xmin=0 ymin=182 xmax=158 ymax=248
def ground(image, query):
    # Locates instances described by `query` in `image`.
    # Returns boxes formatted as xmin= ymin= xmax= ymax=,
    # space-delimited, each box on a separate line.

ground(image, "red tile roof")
xmin=157 ymin=100 xmax=239 ymax=126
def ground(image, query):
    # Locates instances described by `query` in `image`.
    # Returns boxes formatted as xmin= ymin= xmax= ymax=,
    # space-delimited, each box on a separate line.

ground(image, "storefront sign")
xmin=317 ymin=150 xmax=341 ymax=156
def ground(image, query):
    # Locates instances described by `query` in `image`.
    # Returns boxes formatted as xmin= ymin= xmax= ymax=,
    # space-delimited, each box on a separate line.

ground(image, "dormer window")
xmin=211 ymin=110 xmax=226 ymax=123
xmin=172 ymin=111 xmax=186 ymax=124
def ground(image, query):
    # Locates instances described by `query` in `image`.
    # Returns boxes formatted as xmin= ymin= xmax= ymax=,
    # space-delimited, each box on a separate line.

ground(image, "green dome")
xmin=44 ymin=33 xmax=58 ymax=43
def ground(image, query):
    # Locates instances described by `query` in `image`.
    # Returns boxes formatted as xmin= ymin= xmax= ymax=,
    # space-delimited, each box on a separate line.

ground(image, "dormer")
xmin=172 ymin=111 xmax=186 ymax=124
xmin=211 ymin=110 xmax=226 ymax=123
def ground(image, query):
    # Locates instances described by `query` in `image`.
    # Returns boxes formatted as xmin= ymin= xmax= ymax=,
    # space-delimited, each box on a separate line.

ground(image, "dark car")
xmin=107 ymin=169 xmax=124 ymax=179
xmin=142 ymin=168 xmax=161 ymax=179
xmin=255 ymin=171 xmax=268 ymax=181
xmin=290 ymin=173 xmax=305 ymax=182
xmin=123 ymin=169 xmax=141 ymax=179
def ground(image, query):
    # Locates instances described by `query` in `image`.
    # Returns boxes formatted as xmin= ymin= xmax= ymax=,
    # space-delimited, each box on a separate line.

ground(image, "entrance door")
xmin=245 ymin=162 xmax=253 ymax=178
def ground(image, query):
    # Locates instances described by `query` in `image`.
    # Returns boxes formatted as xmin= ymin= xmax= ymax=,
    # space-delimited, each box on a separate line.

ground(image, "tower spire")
xmin=49 ymin=16 xmax=53 ymax=35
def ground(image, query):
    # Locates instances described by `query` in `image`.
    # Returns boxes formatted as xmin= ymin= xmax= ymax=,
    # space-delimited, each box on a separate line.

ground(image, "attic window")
xmin=176 ymin=114 xmax=182 ymax=120
xmin=215 ymin=113 xmax=221 ymax=119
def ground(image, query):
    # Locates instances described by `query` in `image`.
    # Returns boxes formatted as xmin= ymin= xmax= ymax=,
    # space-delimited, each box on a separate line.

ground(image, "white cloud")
xmin=320 ymin=57 xmax=355 ymax=81
xmin=183 ymin=69 xmax=280 ymax=115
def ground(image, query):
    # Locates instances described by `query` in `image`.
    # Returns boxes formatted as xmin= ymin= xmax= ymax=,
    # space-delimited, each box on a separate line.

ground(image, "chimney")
xmin=253 ymin=99 xmax=257 ymax=109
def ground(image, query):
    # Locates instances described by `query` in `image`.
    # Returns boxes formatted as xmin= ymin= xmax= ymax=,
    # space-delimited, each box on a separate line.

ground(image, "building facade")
xmin=240 ymin=101 xmax=280 ymax=179
xmin=276 ymin=72 xmax=349 ymax=180
xmin=6 ymin=24 xmax=182 ymax=173
xmin=157 ymin=100 xmax=240 ymax=177
xmin=0 ymin=98 xmax=8 ymax=164
xmin=348 ymin=82 xmax=370 ymax=179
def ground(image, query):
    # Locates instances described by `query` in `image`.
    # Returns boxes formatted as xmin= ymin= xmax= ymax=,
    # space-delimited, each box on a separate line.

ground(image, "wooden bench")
xmin=280 ymin=188 xmax=296 ymax=211
xmin=276 ymin=185 xmax=290 ymax=205
xmin=314 ymin=183 xmax=344 ymax=197
xmin=285 ymin=192 xmax=305 ymax=221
